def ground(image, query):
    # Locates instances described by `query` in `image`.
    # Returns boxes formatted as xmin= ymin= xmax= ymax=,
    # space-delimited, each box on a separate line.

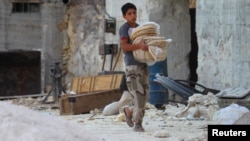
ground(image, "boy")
xmin=119 ymin=2 xmax=149 ymax=132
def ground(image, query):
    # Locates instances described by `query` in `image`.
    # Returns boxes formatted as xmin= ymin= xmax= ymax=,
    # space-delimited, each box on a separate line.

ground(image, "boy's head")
xmin=121 ymin=3 xmax=137 ymax=24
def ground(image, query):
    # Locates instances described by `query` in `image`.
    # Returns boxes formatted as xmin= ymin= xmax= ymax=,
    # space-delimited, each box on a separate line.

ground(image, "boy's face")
xmin=123 ymin=8 xmax=137 ymax=24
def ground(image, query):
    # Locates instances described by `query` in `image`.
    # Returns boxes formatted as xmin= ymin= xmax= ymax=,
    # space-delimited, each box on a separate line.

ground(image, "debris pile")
xmin=0 ymin=101 xmax=103 ymax=141
xmin=175 ymin=93 xmax=219 ymax=120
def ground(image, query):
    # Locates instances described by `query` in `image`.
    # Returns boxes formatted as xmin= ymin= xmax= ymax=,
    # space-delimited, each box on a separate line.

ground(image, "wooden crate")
xmin=70 ymin=74 xmax=124 ymax=94
xmin=59 ymin=89 xmax=123 ymax=115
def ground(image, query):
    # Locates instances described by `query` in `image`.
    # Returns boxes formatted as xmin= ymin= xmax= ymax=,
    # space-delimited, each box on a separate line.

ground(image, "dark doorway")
xmin=189 ymin=8 xmax=198 ymax=84
xmin=0 ymin=51 xmax=41 ymax=96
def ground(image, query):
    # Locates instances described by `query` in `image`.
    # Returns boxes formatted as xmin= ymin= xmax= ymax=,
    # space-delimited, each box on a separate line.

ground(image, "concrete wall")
xmin=105 ymin=0 xmax=191 ymax=79
xmin=41 ymin=1 xmax=65 ymax=91
xmin=61 ymin=0 xmax=105 ymax=85
xmin=196 ymin=0 xmax=250 ymax=90
xmin=148 ymin=0 xmax=191 ymax=79
xmin=0 ymin=0 xmax=65 ymax=93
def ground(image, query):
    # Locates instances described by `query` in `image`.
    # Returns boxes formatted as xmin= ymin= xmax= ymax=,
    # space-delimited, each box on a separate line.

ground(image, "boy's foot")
xmin=123 ymin=107 xmax=134 ymax=127
xmin=133 ymin=123 xmax=145 ymax=132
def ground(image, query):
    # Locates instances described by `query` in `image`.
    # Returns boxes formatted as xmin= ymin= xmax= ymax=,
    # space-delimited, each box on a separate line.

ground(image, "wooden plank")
xmin=59 ymin=89 xmax=123 ymax=115
xmin=70 ymin=77 xmax=80 ymax=93
xmin=70 ymin=74 xmax=124 ymax=94
xmin=59 ymin=94 xmax=72 ymax=115
xmin=79 ymin=77 xmax=92 ymax=93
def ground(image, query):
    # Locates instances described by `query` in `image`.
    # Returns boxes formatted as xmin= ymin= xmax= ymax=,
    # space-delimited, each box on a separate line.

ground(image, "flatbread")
xmin=146 ymin=39 xmax=168 ymax=48
xmin=131 ymin=29 xmax=157 ymax=41
xmin=133 ymin=50 xmax=155 ymax=63
xmin=143 ymin=36 xmax=165 ymax=41
xmin=131 ymin=24 xmax=157 ymax=34
xmin=130 ymin=22 xmax=170 ymax=63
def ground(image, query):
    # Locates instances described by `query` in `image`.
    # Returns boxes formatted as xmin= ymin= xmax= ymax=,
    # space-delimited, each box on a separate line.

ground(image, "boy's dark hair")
xmin=121 ymin=3 xmax=137 ymax=15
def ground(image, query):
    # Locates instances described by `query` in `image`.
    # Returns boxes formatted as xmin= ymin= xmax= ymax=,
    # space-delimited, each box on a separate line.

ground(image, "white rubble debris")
xmin=175 ymin=93 xmax=219 ymax=120
xmin=3 ymin=93 xmax=250 ymax=141
xmin=184 ymin=132 xmax=207 ymax=141
xmin=216 ymin=87 xmax=250 ymax=98
xmin=114 ymin=113 xmax=126 ymax=122
xmin=0 ymin=101 xmax=103 ymax=141
xmin=153 ymin=130 xmax=170 ymax=138
xmin=213 ymin=103 xmax=250 ymax=124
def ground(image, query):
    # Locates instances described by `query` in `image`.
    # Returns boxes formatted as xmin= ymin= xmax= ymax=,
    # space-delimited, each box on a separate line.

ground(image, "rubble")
xmin=0 ymin=101 xmax=103 ymax=141
xmin=175 ymin=93 xmax=219 ymax=120
xmin=1 ymin=93 xmax=249 ymax=141
xmin=153 ymin=130 xmax=170 ymax=138
xmin=213 ymin=103 xmax=250 ymax=124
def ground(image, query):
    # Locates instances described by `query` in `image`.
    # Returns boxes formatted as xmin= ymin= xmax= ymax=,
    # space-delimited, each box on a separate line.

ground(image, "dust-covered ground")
xmin=0 ymin=95 xmax=221 ymax=141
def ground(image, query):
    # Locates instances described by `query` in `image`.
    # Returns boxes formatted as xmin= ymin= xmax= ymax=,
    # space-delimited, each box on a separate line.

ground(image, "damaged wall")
xmin=148 ymin=0 xmax=191 ymax=79
xmin=61 ymin=0 xmax=191 ymax=87
xmin=60 ymin=0 xmax=105 ymax=84
xmin=105 ymin=0 xmax=191 ymax=79
xmin=0 ymin=0 xmax=191 ymax=95
xmin=196 ymin=0 xmax=250 ymax=90
xmin=0 ymin=0 xmax=65 ymax=94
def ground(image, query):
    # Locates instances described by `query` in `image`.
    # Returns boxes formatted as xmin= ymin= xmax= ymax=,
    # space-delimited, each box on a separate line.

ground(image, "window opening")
xmin=12 ymin=2 xmax=40 ymax=13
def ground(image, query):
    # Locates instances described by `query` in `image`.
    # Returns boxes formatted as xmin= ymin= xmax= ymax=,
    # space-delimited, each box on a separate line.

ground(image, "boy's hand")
xmin=139 ymin=40 xmax=148 ymax=51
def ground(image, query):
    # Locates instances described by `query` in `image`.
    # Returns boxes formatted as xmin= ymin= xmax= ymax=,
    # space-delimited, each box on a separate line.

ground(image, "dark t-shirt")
xmin=119 ymin=22 xmax=146 ymax=66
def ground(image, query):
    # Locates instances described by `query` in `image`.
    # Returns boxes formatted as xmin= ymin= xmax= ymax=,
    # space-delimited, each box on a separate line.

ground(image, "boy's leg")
xmin=133 ymin=65 xmax=149 ymax=132
xmin=124 ymin=66 xmax=137 ymax=128
xmin=125 ymin=65 xmax=148 ymax=132
xmin=132 ymin=91 xmax=146 ymax=132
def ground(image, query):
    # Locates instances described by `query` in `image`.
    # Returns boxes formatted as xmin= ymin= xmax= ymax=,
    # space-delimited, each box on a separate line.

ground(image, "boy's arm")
xmin=120 ymin=37 xmax=148 ymax=52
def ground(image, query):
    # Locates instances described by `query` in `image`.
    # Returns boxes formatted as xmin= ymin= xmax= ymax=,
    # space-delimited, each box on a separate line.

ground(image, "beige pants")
xmin=125 ymin=65 xmax=149 ymax=124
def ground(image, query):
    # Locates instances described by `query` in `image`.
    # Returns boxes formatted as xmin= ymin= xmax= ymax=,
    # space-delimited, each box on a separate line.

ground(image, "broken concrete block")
xmin=175 ymin=93 xmax=219 ymax=120
xmin=213 ymin=103 xmax=250 ymax=124
xmin=115 ymin=113 xmax=125 ymax=122
xmin=216 ymin=87 xmax=250 ymax=99
xmin=153 ymin=130 xmax=170 ymax=138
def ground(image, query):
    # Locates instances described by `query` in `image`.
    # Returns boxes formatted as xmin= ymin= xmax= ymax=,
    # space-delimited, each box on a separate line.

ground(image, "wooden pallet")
xmin=59 ymin=89 xmax=123 ymax=115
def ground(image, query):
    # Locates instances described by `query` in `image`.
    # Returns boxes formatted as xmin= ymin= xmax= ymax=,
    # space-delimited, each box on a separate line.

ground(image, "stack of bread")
xmin=130 ymin=22 xmax=171 ymax=65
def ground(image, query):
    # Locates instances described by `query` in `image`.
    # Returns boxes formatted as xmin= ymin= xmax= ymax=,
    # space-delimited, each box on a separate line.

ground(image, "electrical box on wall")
xmin=99 ymin=44 xmax=118 ymax=55
xmin=105 ymin=19 xmax=116 ymax=34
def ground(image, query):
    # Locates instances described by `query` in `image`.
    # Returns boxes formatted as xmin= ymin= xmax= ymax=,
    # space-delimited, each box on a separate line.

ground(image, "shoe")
xmin=123 ymin=107 xmax=134 ymax=127
xmin=133 ymin=123 xmax=145 ymax=132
